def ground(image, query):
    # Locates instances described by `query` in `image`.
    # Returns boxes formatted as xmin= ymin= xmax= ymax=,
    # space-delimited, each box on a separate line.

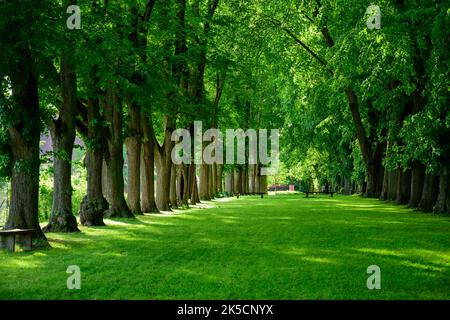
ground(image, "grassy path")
xmin=1 ymin=194 xmax=449 ymax=299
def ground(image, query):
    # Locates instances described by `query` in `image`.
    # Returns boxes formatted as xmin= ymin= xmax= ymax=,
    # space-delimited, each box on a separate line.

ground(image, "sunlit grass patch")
xmin=0 ymin=195 xmax=449 ymax=299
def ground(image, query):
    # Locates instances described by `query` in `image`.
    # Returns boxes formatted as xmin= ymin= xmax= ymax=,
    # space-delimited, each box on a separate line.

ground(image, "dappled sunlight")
xmin=299 ymin=256 xmax=336 ymax=265
xmin=1 ymin=195 xmax=449 ymax=299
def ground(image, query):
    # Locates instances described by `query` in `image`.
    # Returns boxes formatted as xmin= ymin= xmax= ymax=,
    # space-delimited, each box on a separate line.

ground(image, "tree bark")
xmin=434 ymin=174 xmax=448 ymax=214
xmin=155 ymin=154 xmax=172 ymax=211
xmin=380 ymin=164 xmax=389 ymax=200
xmin=79 ymin=98 xmax=108 ymax=226
xmin=191 ymin=167 xmax=200 ymax=204
xmin=4 ymin=50 xmax=47 ymax=243
xmin=225 ymin=170 xmax=233 ymax=195
xmin=212 ymin=163 xmax=217 ymax=197
xmin=418 ymin=173 xmax=438 ymax=212
xmin=255 ymin=165 xmax=261 ymax=193
xmin=345 ymin=88 xmax=380 ymax=197
xmin=396 ymin=169 xmax=411 ymax=205
xmin=387 ymin=170 xmax=399 ymax=201
xmin=125 ymin=102 xmax=142 ymax=215
xmin=177 ymin=164 xmax=189 ymax=206
xmin=199 ymin=162 xmax=211 ymax=201
xmin=187 ymin=163 xmax=196 ymax=205
xmin=170 ymin=164 xmax=178 ymax=208
xmin=217 ymin=164 xmax=223 ymax=194
xmin=44 ymin=53 xmax=79 ymax=232
xmin=408 ymin=162 xmax=426 ymax=208
xmin=102 ymin=88 xmax=134 ymax=218
xmin=260 ymin=174 xmax=268 ymax=194
xmin=233 ymin=168 xmax=241 ymax=194
xmin=141 ymin=113 xmax=159 ymax=213
xmin=154 ymin=116 xmax=174 ymax=212
xmin=249 ymin=164 xmax=255 ymax=194
xmin=209 ymin=164 xmax=215 ymax=198
xmin=102 ymin=159 xmax=111 ymax=204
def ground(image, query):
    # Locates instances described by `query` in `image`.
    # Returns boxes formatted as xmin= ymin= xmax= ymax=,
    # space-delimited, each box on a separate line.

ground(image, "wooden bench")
xmin=0 ymin=229 xmax=35 ymax=252
xmin=304 ymin=191 xmax=334 ymax=198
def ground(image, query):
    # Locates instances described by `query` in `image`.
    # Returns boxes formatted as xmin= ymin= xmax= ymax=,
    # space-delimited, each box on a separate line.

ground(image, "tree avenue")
xmin=0 ymin=0 xmax=448 ymax=249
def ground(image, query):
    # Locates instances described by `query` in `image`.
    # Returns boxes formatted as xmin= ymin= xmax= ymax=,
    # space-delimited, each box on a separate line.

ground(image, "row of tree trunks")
xmin=381 ymin=163 xmax=443 ymax=213
xmin=222 ymin=165 xmax=268 ymax=196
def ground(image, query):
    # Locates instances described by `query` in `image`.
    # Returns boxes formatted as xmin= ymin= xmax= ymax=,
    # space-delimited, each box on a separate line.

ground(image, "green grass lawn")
xmin=1 ymin=194 xmax=449 ymax=299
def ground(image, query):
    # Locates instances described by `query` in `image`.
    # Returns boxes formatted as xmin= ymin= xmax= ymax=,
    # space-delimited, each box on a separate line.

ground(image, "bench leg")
xmin=16 ymin=234 xmax=33 ymax=251
xmin=261 ymin=193 xmax=263 ymax=199
xmin=0 ymin=235 xmax=16 ymax=252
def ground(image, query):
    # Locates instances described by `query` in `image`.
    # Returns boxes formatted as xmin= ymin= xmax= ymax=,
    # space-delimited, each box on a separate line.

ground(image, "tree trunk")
xmin=102 ymin=89 xmax=133 ymax=218
xmin=191 ymin=169 xmax=200 ymax=204
xmin=408 ymin=162 xmax=426 ymax=208
xmin=434 ymin=174 xmax=448 ymax=214
xmin=102 ymin=159 xmax=111 ymax=204
xmin=4 ymin=51 xmax=47 ymax=243
xmin=446 ymin=181 xmax=450 ymax=215
xmin=178 ymin=164 xmax=189 ymax=206
xmin=418 ymin=173 xmax=438 ymax=212
xmin=155 ymin=154 xmax=171 ymax=211
xmin=249 ymin=164 xmax=255 ymax=194
xmin=344 ymin=178 xmax=352 ymax=195
xmin=209 ymin=164 xmax=215 ymax=198
xmin=345 ymin=88 xmax=375 ymax=197
xmin=44 ymin=53 xmax=79 ymax=232
xmin=243 ymin=166 xmax=249 ymax=195
xmin=80 ymin=160 xmax=108 ymax=227
xmin=260 ymin=174 xmax=268 ymax=194
xmin=170 ymin=164 xmax=178 ymax=208
xmin=217 ymin=164 xmax=223 ymax=194
xmin=154 ymin=117 xmax=174 ymax=212
xmin=380 ymin=164 xmax=389 ymax=200
xmin=199 ymin=163 xmax=211 ymax=201
xmin=225 ymin=171 xmax=233 ymax=195
xmin=396 ymin=169 xmax=411 ymax=205
xmin=234 ymin=168 xmax=241 ymax=194
xmin=212 ymin=163 xmax=217 ymax=197
xmin=255 ymin=165 xmax=261 ymax=193
xmin=141 ymin=113 xmax=158 ymax=213
xmin=188 ymin=163 xmax=200 ymax=204
xmin=125 ymin=103 xmax=142 ymax=215
xmin=79 ymin=92 xmax=108 ymax=226
xmin=387 ymin=170 xmax=399 ymax=201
